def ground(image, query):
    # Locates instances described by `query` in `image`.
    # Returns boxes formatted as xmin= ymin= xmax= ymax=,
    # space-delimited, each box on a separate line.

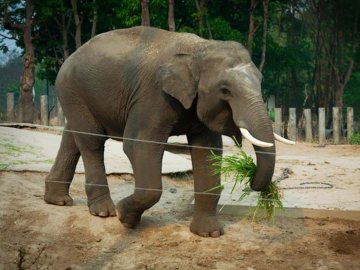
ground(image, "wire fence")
xmin=1 ymin=121 xmax=339 ymax=200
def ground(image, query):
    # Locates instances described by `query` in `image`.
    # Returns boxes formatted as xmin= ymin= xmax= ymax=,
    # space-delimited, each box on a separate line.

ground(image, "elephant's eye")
xmin=221 ymin=87 xmax=231 ymax=96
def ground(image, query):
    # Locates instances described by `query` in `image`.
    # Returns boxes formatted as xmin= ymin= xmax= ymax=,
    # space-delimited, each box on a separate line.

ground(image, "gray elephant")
xmin=44 ymin=26 xmax=292 ymax=237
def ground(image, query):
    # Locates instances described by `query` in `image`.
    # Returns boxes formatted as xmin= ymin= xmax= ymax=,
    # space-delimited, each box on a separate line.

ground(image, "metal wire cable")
xmin=0 ymin=121 xmax=276 ymax=155
xmin=2 ymin=121 xmax=335 ymax=199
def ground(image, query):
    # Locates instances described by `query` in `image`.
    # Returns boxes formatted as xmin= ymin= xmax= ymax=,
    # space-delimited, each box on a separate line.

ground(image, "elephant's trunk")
xmin=251 ymin=143 xmax=275 ymax=191
xmin=234 ymin=100 xmax=276 ymax=191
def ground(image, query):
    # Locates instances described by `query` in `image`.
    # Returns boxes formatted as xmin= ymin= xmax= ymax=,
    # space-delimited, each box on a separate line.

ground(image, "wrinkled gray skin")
xmin=44 ymin=26 xmax=275 ymax=237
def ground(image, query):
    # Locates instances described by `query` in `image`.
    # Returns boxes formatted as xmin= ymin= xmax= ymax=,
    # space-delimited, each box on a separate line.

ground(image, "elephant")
xmin=44 ymin=26 xmax=293 ymax=237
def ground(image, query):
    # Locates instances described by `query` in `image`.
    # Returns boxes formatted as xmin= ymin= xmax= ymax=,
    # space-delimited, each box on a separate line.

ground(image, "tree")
xmin=141 ymin=0 xmax=150 ymax=26
xmin=91 ymin=0 xmax=98 ymax=37
xmin=258 ymin=0 xmax=269 ymax=73
xmin=247 ymin=0 xmax=260 ymax=56
xmin=71 ymin=0 xmax=82 ymax=49
xmin=304 ymin=0 xmax=359 ymax=109
xmin=3 ymin=0 xmax=35 ymax=123
xmin=168 ymin=0 xmax=175 ymax=31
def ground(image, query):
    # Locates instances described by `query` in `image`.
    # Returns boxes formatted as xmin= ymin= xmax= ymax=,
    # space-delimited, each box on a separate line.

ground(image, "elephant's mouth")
xmin=237 ymin=127 xmax=294 ymax=192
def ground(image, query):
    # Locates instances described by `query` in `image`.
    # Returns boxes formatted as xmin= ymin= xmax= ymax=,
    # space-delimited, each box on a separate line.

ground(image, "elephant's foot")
xmin=44 ymin=182 xmax=73 ymax=206
xmin=88 ymin=193 xmax=116 ymax=217
xmin=190 ymin=213 xmax=224 ymax=238
xmin=116 ymin=198 xmax=144 ymax=228
xmin=44 ymin=192 xmax=73 ymax=206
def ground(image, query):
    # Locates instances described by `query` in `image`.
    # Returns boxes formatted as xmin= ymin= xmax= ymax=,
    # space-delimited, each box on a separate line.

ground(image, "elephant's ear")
xmin=156 ymin=54 xmax=197 ymax=110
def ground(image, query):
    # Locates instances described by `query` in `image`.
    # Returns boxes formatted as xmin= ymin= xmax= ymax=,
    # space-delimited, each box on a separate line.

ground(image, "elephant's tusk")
xmin=240 ymin=128 xmax=274 ymax=147
xmin=273 ymin=133 xmax=295 ymax=145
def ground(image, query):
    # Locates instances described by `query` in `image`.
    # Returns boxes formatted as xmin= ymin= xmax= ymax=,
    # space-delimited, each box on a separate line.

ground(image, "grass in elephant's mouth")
xmin=210 ymin=141 xmax=283 ymax=222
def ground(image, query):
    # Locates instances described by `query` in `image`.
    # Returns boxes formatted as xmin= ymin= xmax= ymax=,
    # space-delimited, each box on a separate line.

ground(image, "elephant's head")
xmin=156 ymin=41 xmax=293 ymax=191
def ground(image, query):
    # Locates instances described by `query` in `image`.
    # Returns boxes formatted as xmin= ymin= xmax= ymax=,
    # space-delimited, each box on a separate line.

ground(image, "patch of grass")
xmin=0 ymin=164 xmax=10 ymax=170
xmin=349 ymin=133 xmax=360 ymax=145
xmin=0 ymin=142 xmax=35 ymax=157
xmin=210 ymin=140 xmax=283 ymax=222
xmin=41 ymin=159 xmax=54 ymax=164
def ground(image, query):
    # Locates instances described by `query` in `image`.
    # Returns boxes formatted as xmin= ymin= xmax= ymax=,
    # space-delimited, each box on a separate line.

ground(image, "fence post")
xmin=347 ymin=107 xmax=353 ymax=142
xmin=333 ymin=107 xmax=340 ymax=144
xmin=318 ymin=108 xmax=325 ymax=146
xmin=41 ymin=95 xmax=49 ymax=126
xmin=57 ymin=99 xmax=65 ymax=126
xmin=274 ymin=108 xmax=282 ymax=135
xmin=304 ymin=109 xmax=312 ymax=142
xmin=288 ymin=108 xmax=297 ymax=141
xmin=6 ymin=92 xmax=15 ymax=122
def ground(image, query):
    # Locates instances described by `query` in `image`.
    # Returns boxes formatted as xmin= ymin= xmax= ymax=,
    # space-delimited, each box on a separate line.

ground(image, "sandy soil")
xmin=0 ymin=142 xmax=360 ymax=270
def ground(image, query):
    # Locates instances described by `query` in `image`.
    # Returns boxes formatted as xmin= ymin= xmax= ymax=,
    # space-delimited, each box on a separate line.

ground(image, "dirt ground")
xmin=0 ymin=141 xmax=360 ymax=270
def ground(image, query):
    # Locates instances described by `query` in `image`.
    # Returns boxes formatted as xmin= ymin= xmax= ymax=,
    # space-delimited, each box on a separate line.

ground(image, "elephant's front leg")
xmin=187 ymin=131 xmax=224 ymax=237
xmin=117 ymin=139 xmax=165 ymax=228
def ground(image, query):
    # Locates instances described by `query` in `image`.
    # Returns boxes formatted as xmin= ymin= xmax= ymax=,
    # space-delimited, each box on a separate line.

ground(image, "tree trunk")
xmin=71 ymin=0 xmax=82 ymax=49
xmin=194 ymin=0 xmax=204 ymax=37
xmin=258 ymin=0 xmax=269 ymax=72
xmin=141 ymin=0 xmax=151 ymax=26
xmin=61 ymin=13 xmax=71 ymax=60
xmin=247 ymin=0 xmax=257 ymax=56
xmin=91 ymin=0 xmax=98 ymax=38
xmin=4 ymin=0 xmax=35 ymax=123
xmin=168 ymin=0 xmax=175 ymax=31
xmin=21 ymin=23 xmax=35 ymax=123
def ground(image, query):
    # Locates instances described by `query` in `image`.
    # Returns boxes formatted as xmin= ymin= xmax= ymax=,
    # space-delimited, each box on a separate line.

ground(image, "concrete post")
xmin=304 ymin=109 xmax=312 ymax=142
xmin=274 ymin=108 xmax=282 ymax=135
xmin=288 ymin=108 xmax=297 ymax=141
xmin=6 ymin=92 xmax=15 ymax=122
xmin=333 ymin=107 xmax=340 ymax=144
xmin=347 ymin=107 xmax=353 ymax=142
xmin=41 ymin=95 xmax=49 ymax=126
xmin=318 ymin=108 xmax=325 ymax=146
xmin=57 ymin=99 xmax=65 ymax=126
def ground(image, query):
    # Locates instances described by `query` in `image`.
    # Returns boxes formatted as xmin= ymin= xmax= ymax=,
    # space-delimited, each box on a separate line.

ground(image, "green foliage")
xmin=344 ymin=72 xmax=360 ymax=120
xmin=268 ymin=109 xmax=275 ymax=122
xmin=349 ymin=133 xmax=360 ymax=145
xmin=0 ymin=0 xmax=358 ymax=114
xmin=210 ymin=17 xmax=242 ymax=41
xmin=210 ymin=141 xmax=283 ymax=221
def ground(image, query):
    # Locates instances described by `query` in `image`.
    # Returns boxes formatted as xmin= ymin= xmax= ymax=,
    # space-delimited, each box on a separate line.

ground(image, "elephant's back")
xmin=55 ymin=27 xmax=205 ymax=115
xmin=70 ymin=26 xmax=204 ymax=62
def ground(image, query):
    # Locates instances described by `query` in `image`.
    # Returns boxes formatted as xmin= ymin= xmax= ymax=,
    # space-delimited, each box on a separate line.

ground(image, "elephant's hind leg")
xmin=44 ymin=127 xmax=80 ymax=206
xmin=72 ymin=127 xmax=116 ymax=218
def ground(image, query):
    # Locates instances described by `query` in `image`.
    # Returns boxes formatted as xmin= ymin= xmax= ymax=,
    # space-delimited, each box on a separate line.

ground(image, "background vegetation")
xmin=0 ymin=0 xmax=359 ymax=123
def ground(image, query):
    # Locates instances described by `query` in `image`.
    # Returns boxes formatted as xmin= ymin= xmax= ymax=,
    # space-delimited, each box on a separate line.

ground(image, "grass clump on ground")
xmin=210 ymin=141 xmax=283 ymax=222
xmin=349 ymin=133 xmax=360 ymax=145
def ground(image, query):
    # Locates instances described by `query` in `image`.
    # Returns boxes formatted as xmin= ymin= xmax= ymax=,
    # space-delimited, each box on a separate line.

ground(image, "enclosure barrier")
xmin=6 ymin=92 xmax=15 ymax=122
xmin=40 ymin=95 xmax=49 ymax=126
xmin=274 ymin=107 xmax=354 ymax=144
xmin=4 ymin=93 xmax=356 ymax=144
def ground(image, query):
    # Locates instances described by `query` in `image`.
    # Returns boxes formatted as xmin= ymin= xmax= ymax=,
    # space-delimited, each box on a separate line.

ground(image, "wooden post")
xmin=304 ymin=109 xmax=312 ymax=142
xmin=57 ymin=99 xmax=65 ymax=126
xmin=274 ymin=108 xmax=282 ymax=135
xmin=6 ymin=92 xmax=15 ymax=122
xmin=318 ymin=108 xmax=325 ymax=146
xmin=333 ymin=107 xmax=340 ymax=144
xmin=347 ymin=107 xmax=353 ymax=142
xmin=288 ymin=108 xmax=297 ymax=141
xmin=41 ymin=95 xmax=49 ymax=126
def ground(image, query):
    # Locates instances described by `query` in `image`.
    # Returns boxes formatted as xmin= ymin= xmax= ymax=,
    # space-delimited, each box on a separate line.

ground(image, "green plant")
xmin=268 ymin=110 xmax=275 ymax=122
xmin=349 ymin=133 xmax=360 ymax=145
xmin=210 ymin=141 xmax=283 ymax=221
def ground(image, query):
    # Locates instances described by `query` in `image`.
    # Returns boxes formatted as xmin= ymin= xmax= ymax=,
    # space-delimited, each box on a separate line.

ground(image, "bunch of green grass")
xmin=349 ymin=133 xmax=360 ymax=145
xmin=210 ymin=141 xmax=283 ymax=222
